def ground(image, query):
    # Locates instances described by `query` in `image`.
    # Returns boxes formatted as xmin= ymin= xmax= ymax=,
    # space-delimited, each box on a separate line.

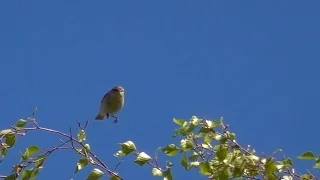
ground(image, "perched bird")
xmin=95 ymin=86 xmax=125 ymax=123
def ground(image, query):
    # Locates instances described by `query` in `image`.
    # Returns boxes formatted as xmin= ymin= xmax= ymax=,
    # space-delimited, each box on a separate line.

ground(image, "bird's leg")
xmin=112 ymin=115 xmax=119 ymax=123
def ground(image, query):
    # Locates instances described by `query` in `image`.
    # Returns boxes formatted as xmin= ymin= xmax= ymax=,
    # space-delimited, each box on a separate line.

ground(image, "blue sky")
xmin=1 ymin=0 xmax=320 ymax=179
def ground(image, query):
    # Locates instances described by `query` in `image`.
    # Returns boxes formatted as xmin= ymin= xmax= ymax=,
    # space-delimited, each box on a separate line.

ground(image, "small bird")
xmin=95 ymin=86 xmax=125 ymax=123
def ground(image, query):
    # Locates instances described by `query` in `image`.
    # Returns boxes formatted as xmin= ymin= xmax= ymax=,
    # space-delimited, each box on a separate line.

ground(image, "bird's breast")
xmin=103 ymin=92 xmax=124 ymax=114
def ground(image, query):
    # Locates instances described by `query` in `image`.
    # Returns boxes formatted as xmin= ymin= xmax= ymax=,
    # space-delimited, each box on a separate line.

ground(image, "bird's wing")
xmin=101 ymin=92 xmax=109 ymax=104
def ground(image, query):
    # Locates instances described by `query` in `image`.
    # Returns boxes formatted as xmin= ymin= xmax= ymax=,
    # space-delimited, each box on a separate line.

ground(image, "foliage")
xmin=0 ymin=109 xmax=319 ymax=180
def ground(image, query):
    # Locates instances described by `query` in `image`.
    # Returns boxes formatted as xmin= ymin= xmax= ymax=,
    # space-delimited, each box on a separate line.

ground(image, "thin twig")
xmin=9 ymin=124 xmax=123 ymax=179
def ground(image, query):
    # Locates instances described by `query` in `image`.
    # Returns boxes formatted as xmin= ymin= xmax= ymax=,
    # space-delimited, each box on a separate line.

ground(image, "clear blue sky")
xmin=1 ymin=1 xmax=319 ymax=179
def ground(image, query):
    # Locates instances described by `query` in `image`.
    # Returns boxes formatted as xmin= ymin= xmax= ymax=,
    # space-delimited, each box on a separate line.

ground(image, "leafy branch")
xmin=114 ymin=116 xmax=320 ymax=180
xmin=1 ymin=111 xmax=319 ymax=180
xmin=0 ymin=112 xmax=122 ymax=180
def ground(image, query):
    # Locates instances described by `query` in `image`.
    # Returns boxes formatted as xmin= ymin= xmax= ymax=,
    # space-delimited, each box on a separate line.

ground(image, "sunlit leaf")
xmin=16 ymin=119 xmax=28 ymax=130
xmin=78 ymin=130 xmax=86 ymax=143
xmin=163 ymin=169 xmax=173 ymax=180
xmin=22 ymin=146 xmax=40 ymax=161
xmin=22 ymin=169 xmax=33 ymax=180
xmin=152 ymin=168 xmax=162 ymax=177
xmin=35 ymin=155 xmax=46 ymax=168
xmin=265 ymin=159 xmax=277 ymax=174
xmin=75 ymin=158 xmax=89 ymax=173
xmin=115 ymin=141 xmax=137 ymax=157
xmin=0 ymin=129 xmax=14 ymax=138
xmin=180 ymin=139 xmax=194 ymax=152
xmin=162 ymin=144 xmax=180 ymax=156
xmin=189 ymin=151 xmax=200 ymax=161
xmin=1 ymin=146 xmax=8 ymax=158
xmin=280 ymin=158 xmax=293 ymax=168
xmin=297 ymin=152 xmax=316 ymax=160
xmin=87 ymin=168 xmax=104 ymax=180
xmin=199 ymin=162 xmax=212 ymax=176
xmin=216 ymin=148 xmax=228 ymax=162
xmin=173 ymin=119 xmax=186 ymax=127
xmin=5 ymin=134 xmax=16 ymax=148
xmin=218 ymin=167 xmax=231 ymax=180
xmin=4 ymin=174 xmax=17 ymax=180
xmin=134 ymin=152 xmax=151 ymax=166
xmin=181 ymin=155 xmax=189 ymax=171
xmin=110 ymin=176 xmax=121 ymax=180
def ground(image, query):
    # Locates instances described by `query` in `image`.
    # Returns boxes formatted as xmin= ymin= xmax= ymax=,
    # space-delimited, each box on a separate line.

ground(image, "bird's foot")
xmin=112 ymin=116 xmax=119 ymax=123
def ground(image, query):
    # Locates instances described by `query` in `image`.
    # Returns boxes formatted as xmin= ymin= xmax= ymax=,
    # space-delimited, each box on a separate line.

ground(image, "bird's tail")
xmin=95 ymin=113 xmax=109 ymax=120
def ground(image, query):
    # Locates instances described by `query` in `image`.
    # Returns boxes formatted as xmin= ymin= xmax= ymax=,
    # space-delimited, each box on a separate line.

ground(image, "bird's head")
xmin=112 ymin=86 xmax=124 ymax=93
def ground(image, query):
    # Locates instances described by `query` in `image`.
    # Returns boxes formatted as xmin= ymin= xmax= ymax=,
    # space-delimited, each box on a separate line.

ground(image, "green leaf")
xmin=201 ymin=143 xmax=211 ymax=149
xmin=121 ymin=141 xmax=136 ymax=154
xmin=213 ymin=134 xmax=222 ymax=141
xmin=115 ymin=141 xmax=137 ymax=157
xmin=180 ymin=139 xmax=194 ymax=152
xmin=114 ymin=151 xmax=126 ymax=157
xmin=297 ymin=152 xmax=316 ymax=160
xmin=199 ymin=162 xmax=212 ymax=176
xmin=16 ymin=119 xmax=28 ymax=130
xmin=173 ymin=127 xmax=188 ymax=137
xmin=218 ymin=167 xmax=231 ymax=180
xmin=265 ymin=159 xmax=277 ymax=174
xmin=188 ymin=152 xmax=200 ymax=161
xmin=173 ymin=119 xmax=186 ymax=126
xmin=4 ymin=174 xmax=17 ymax=180
xmin=87 ymin=168 xmax=104 ymax=180
xmin=84 ymin=144 xmax=91 ymax=151
xmin=22 ymin=169 xmax=33 ymax=180
xmin=181 ymin=155 xmax=189 ymax=171
xmin=265 ymin=174 xmax=277 ymax=180
xmin=5 ymin=134 xmax=16 ymax=148
xmin=246 ymin=165 xmax=259 ymax=177
xmin=110 ymin=176 xmax=121 ymax=180
xmin=21 ymin=168 xmax=40 ymax=180
xmin=204 ymin=134 xmax=211 ymax=145
xmin=280 ymin=158 xmax=293 ymax=168
xmin=185 ymin=116 xmax=201 ymax=134
xmin=35 ymin=155 xmax=46 ymax=168
xmin=199 ymin=127 xmax=211 ymax=133
xmin=301 ymin=174 xmax=313 ymax=180
xmin=219 ymin=136 xmax=228 ymax=144
xmin=232 ymin=166 xmax=244 ymax=178
xmin=204 ymin=120 xmax=221 ymax=129
xmin=190 ymin=161 xmax=200 ymax=168
xmin=0 ymin=129 xmax=14 ymax=138
xmin=22 ymin=146 xmax=40 ymax=161
xmin=314 ymin=157 xmax=320 ymax=169
xmin=78 ymin=130 xmax=86 ymax=143
xmin=81 ymin=144 xmax=91 ymax=157
xmin=163 ymin=169 xmax=173 ymax=180
xmin=162 ymin=144 xmax=180 ymax=156
xmin=1 ymin=146 xmax=8 ymax=158
xmin=31 ymin=168 xmax=40 ymax=180
xmin=226 ymin=131 xmax=236 ymax=141
xmin=134 ymin=152 xmax=151 ymax=166
xmin=75 ymin=158 xmax=89 ymax=173
xmin=152 ymin=168 xmax=163 ymax=177
xmin=216 ymin=148 xmax=228 ymax=162
xmin=190 ymin=116 xmax=201 ymax=126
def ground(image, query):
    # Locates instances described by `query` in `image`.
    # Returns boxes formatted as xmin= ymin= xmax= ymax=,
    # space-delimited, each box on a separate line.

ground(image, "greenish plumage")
xmin=95 ymin=86 xmax=124 ymax=123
